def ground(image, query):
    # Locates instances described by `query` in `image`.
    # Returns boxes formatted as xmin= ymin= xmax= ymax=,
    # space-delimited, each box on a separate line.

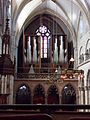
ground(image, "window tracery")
xmin=85 ymin=39 xmax=90 ymax=61
xmin=47 ymin=85 xmax=59 ymax=104
xmin=33 ymin=84 xmax=45 ymax=104
xmin=36 ymin=25 xmax=50 ymax=58
xmin=61 ymin=83 xmax=76 ymax=106
xmin=16 ymin=84 xmax=31 ymax=104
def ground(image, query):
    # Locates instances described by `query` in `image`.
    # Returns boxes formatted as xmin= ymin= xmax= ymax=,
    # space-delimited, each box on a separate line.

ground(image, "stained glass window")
xmin=36 ymin=25 xmax=50 ymax=58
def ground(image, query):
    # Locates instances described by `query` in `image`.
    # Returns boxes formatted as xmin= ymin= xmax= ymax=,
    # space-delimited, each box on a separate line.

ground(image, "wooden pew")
xmin=0 ymin=114 xmax=53 ymax=120
xmin=69 ymin=117 xmax=90 ymax=120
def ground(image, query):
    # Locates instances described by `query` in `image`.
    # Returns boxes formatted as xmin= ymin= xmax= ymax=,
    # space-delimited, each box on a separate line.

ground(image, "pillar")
xmin=9 ymin=75 xmax=14 ymax=104
xmin=4 ymin=75 xmax=7 ymax=94
xmin=45 ymin=93 xmax=47 ymax=104
xmin=74 ymin=47 xmax=78 ymax=69
xmin=59 ymin=95 xmax=61 ymax=104
xmin=31 ymin=92 xmax=33 ymax=104
xmin=1 ymin=75 xmax=4 ymax=94
xmin=59 ymin=36 xmax=64 ymax=63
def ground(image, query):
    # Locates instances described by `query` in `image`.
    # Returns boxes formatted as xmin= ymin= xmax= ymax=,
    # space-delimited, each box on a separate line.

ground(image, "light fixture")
xmin=70 ymin=55 xmax=74 ymax=62
xmin=69 ymin=55 xmax=74 ymax=69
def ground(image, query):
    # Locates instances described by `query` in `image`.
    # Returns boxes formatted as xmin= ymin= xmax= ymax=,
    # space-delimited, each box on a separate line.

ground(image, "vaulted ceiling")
xmin=11 ymin=0 xmax=90 ymax=45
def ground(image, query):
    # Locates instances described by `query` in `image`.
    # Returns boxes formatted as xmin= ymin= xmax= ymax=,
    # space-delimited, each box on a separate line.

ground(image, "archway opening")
xmin=47 ymin=85 xmax=59 ymax=104
xmin=61 ymin=83 xmax=76 ymax=111
xmin=16 ymin=84 xmax=31 ymax=104
xmin=33 ymin=84 xmax=45 ymax=104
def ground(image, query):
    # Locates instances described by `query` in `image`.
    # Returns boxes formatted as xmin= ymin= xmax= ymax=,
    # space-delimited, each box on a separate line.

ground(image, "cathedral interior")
xmin=0 ymin=0 xmax=90 ymax=118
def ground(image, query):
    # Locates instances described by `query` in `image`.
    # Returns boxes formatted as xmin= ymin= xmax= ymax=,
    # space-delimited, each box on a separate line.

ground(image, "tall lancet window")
xmin=36 ymin=25 xmax=50 ymax=58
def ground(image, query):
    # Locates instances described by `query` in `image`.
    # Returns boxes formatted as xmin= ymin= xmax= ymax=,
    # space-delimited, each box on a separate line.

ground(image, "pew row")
xmin=0 ymin=114 xmax=53 ymax=120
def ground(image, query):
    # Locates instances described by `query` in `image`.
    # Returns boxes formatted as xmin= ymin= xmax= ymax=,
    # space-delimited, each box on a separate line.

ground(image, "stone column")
xmin=78 ymin=75 xmax=85 ymax=105
xmin=59 ymin=95 xmax=61 ymax=104
xmin=78 ymin=87 xmax=81 ymax=104
xmin=88 ymin=86 xmax=90 ymax=111
xmin=74 ymin=47 xmax=78 ymax=69
xmin=30 ymin=92 xmax=33 ymax=104
xmin=45 ymin=93 xmax=47 ymax=104
xmin=84 ymin=86 xmax=88 ymax=105
xmin=4 ymin=75 xmax=7 ymax=94
xmin=11 ymin=31 xmax=17 ymax=73
xmin=50 ymin=35 xmax=52 ymax=63
xmin=1 ymin=75 xmax=4 ymax=94
xmin=79 ymin=87 xmax=85 ymax=111
xmin=11 ymin=31 xmax=16 ymax=61
xmin=9 ymin=75 xmax=14 ymax=104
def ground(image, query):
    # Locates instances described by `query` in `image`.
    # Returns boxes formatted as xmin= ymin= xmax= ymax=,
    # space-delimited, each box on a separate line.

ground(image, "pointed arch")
xmin=61 ymin=83 xmax=76 ymax=104
xmin=61 ymin=83 xmax=76 ymax=111
xmin=87 ymin=69 xmax=90 ymax=85
xmin=33 ymin=84 xmax=45 ymax=104
xmin=47 ymin=84 xmax=59 ymax=104
xmin=16 ymin=84 xmax=31 ymax=104
xmin=85 ymin=39 xmax=90 ymax=60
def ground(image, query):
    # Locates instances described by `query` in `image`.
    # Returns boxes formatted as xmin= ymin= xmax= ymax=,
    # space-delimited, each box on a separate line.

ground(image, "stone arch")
xmin=13 ymin=0 xmax=77 ymax=47
xmin=86 ymin=39 xmax=90 ymax=50
xmin=79 ymin=46 xmax=83 ymax=55
xmin=74 ymin=0 xmax=90 ymax=26
xmin=85 ymin=39 xmax=90 ymax=60
xmin=13 ymin=1 xmax=78 ymax=73
xmin=47 ymin=84 xmax=59 ymax=104
xmin=33 ymin=84 xmax=45 ymax=104
xmin=61 ymin=83 xmax=76 ymax=105
xmin=87 ymin=69 xmax=90 ymax=85
xmin=16 ymin=83 xmax=31 ymax=104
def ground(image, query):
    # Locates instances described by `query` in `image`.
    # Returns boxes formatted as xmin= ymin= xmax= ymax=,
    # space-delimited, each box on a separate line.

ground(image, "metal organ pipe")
xmin=27 ymin=36 xmax=31 ymax=63
xmin=59 ymin=36 xmax=64 ymax=63
xmin=33 ymin=37 xmax=37 ymax=63
xmin=53 ymin=37 xmax=58 ymax=63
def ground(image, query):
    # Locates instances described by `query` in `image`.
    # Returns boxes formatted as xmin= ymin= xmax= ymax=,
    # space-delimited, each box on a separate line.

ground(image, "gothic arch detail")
xmin=16 ymin=84 xmax=31 ymax=104
xmin=47 ymin=85 xmax=59 ymax=104
xmin=61 ymin=83 xmax=76 ymax=105
xmin=85 ymin=39 xmax=90 ymax=60
xmin=33 ymin=84 xmax=45 ymax=104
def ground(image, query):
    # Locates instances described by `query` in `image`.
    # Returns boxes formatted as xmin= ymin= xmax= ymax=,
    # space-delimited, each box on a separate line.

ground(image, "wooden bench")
xmin=0 ymin=114 xmax=53 ymax=120
xmin=69 ymin=117 xmax=90 ymax=120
